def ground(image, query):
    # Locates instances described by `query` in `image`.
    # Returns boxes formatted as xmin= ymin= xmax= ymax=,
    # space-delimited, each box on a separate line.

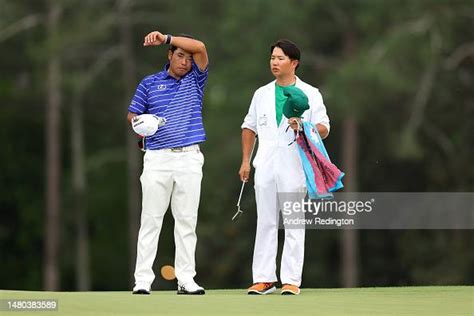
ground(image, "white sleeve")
xmin=310 ymin=89 xmax=330 ymax=133
xmin=241 ymin=91 xmax=258 ymax=134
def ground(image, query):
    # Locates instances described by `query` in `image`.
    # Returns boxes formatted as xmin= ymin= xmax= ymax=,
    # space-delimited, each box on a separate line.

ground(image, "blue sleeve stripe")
xmin=128 ymin=105 xmax=144 ymax=113
xmin=135 ymin=88 xmax=147 ymax=97
xmin=138 ymin=82 xmax=148 ymax=91
xmin=130 ymin=102 xmax=146 ymax=110
xmin=133 ymin=94 xmax=146 ymax=104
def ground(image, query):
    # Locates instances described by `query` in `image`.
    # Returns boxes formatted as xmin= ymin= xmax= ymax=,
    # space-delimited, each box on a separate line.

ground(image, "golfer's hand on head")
xmin=144 ymin=31 xmax=166 ymax=46
xmin=288 ymin=117 xmax=302 ymax=131
xmin=239 ymin=162 xmax=251 ymax=182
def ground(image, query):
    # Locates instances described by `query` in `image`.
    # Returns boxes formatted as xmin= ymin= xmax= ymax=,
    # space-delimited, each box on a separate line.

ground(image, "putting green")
xmin=1 ymin=286 xmax=472 ymax=315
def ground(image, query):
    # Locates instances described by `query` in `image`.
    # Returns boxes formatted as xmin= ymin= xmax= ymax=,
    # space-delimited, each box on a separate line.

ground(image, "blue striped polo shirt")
xmin=128 ymin=61 xmax=208 ymax=150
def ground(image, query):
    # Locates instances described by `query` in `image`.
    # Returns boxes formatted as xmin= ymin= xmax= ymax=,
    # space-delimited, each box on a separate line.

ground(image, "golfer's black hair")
xmin=169 ymin=34 xmax=194 ymax=53
xmin=271 ymin=39 xmax=301 ymax=69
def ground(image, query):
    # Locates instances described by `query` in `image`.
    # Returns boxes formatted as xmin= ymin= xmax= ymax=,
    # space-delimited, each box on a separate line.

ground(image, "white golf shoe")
xmin=177 ymin=280 xmax=205 ymax=295
xmin=132 ymin=283 xmax=151 ymax=295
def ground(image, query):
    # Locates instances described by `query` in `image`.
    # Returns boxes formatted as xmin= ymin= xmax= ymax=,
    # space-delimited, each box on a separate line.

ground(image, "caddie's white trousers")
xmin=133 ymin=146 xmax=204 ymax=290
xmin=252 ymin=147 xmax=306 ymax=287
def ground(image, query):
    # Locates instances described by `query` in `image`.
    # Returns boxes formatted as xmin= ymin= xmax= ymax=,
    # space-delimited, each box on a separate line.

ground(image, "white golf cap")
xmin=131 ymin=114 xmax=165 ymax=137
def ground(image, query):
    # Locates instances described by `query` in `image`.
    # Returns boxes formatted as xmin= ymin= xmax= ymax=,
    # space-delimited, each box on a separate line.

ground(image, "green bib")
xmin=275 ymin=83 xmax=295 ymax=125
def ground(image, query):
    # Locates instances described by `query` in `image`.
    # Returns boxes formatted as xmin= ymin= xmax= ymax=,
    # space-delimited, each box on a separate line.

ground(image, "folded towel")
xmin=296 ymin=121 xmax=345 ymax=199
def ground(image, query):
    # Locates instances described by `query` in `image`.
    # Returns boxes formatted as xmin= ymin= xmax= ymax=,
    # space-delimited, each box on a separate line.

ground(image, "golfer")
xmin=128 ymin=30 xmax=209 ymax=295
xmin=239 ymin=39 xmax=330 ymax=295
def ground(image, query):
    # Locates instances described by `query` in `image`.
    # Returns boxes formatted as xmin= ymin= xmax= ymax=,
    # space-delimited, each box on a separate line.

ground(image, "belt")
xmin=160 ymin=144 xmax=200 ymax=153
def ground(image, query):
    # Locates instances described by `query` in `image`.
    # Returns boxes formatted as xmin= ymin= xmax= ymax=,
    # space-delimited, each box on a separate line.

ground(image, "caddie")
xmin=239 ymin=39 xmax=330 ymax=295
xmin=127 ymin=30 xmax=209 ymax=295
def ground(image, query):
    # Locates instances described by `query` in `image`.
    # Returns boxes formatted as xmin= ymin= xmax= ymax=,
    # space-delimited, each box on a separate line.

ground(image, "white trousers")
xmin=252 ymin=149 xmax=306 ymax=287
xmin=133 ymin=147 xmax=204 ymax=290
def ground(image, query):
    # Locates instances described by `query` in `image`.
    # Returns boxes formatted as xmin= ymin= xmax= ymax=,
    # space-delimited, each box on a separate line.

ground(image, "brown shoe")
xmin=247 ymin=282 xmax=276 ymax=295
xmin=281 ymin=284 xmax=300 ymax=295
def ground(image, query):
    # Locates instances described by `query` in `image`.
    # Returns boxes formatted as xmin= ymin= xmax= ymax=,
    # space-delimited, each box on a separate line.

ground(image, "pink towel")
xmin=297 ymin=133 xmax=344 ymax=194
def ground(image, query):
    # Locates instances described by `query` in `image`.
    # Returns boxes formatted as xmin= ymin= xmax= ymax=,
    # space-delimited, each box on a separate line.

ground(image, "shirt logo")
xmin=157 ymin=84 xmax=167 ymax=91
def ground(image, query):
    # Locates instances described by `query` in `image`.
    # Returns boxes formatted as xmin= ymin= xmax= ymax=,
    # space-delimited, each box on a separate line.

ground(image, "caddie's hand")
xmin=239 ymin=162 xmax=251 ymax=182
xmin=288 ymin=117 xmax=302 ymax=131
xmin=144 ymin=31 xmax=166 ymax=46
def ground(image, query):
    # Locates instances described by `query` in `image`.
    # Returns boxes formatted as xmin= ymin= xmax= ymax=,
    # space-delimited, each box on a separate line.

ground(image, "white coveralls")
xmin=241 ymin=77 xmax=330 ymax=286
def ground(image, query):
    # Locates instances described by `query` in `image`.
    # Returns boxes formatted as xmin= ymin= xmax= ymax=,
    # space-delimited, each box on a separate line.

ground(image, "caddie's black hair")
xmin=271 ymin=39 xmax=301 ymax=69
